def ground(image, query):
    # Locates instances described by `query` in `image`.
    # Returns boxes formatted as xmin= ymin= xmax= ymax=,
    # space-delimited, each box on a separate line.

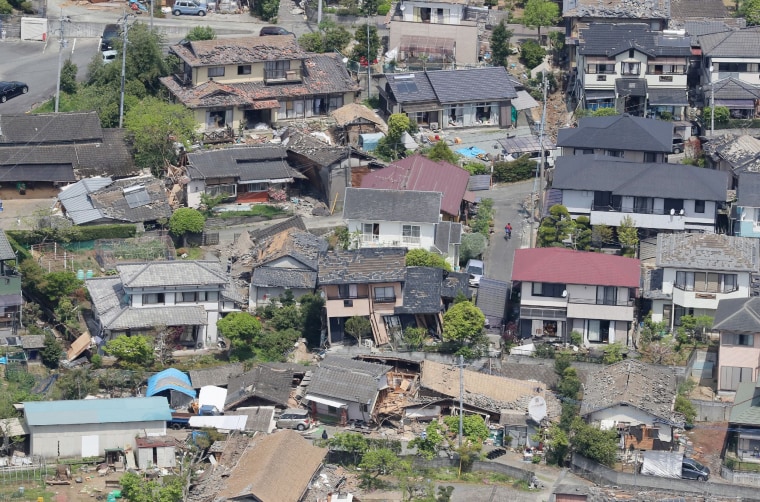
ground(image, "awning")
xmin=715 ymin=99 xmax=755 ymax=109
xmin=511 ymin=90 xmax=539 ymax=110
xmin=399 ymin=102 xmax=441 ymax=113
xmin=584 ymin=90 xmax=615 ymax=100
xmin=249 ymin=99 xmax=280 ymax=110
xmin=647 ymin=88 xmax=688 ymax=106
xmin=616 ymin=78 xmax=647 ymax=97
xmin=305 ymin=394 xmax=348 ymax=408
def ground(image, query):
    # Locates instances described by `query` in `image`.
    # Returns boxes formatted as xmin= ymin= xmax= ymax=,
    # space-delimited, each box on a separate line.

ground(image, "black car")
xmin=100 ymin=24 xmax=121 ymax=51
xmin=0 ymin=81 xmax=29 ymax=103
xmin=259 ymin=26 xmax=292 ymax=36
xmin=682 ymin=457 xmax=710 ymax=481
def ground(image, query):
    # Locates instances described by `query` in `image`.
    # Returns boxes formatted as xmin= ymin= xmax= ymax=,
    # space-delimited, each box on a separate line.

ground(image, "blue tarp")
xmin=359 ymin=132 xmax=385 ymax=152
xmin=146 ymin=368 xmax=196 ymax=399
xmin=457 ymin=146 xmax=486 ymax=158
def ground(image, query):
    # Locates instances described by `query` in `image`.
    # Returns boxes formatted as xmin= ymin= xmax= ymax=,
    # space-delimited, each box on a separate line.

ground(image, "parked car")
xmin=681 ymin=457 xmax=710 ymax=481
xmin=275 ymin=408 xmax=312 ymax=431
xmin=102 ymin=50 xmax=118 ymax=64
xmin=672 ymin=137 xmax=684 ymax=154
xmin=260 ymin=26 xmax=292 ymax=36
xmin=173 ymin=0 xmax=207 ymax=16
xmin=100 ymin=24 xmax=120 ymax=51
xmin=466 ymin=259 xmax=484 ymax=288
xmin=0 ymin=81 xmax=29 ymax=103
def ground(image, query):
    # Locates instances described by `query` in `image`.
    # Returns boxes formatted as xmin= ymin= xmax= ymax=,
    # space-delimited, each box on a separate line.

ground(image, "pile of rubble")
xmin=187 ymin=433 xmax=251 ymax=502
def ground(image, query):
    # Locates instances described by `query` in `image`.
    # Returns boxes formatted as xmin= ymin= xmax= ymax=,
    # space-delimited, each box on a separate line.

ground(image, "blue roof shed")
xmin=24 ymin=397 xmax=172 ymax=426
xmin=147 ymin=368 xmax=196 ymax=410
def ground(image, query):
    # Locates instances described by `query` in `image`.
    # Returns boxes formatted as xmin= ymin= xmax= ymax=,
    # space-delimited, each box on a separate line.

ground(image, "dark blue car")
xmin=0 ymin=81 xmax=28 ymax=103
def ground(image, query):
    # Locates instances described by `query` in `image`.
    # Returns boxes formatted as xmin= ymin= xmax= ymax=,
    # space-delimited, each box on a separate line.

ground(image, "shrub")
xmin=519 ymin=40 xmax=546 ymax=69
xmin=492 ymin=155 xmax=536 ymax=183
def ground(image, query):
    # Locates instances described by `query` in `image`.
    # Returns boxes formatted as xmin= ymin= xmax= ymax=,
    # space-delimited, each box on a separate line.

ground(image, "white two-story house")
xmin=553 ymin=155 xmax=729 ymax=232
xmin=575 ymin=23 xmax=691 ymax=118
xmin=86 ymin=261 xmax=243 ymax=350
xmin=645 ymin=233 xmax=759 ymax=329
xmin=511 ymin=248 xmax=640 ymax=346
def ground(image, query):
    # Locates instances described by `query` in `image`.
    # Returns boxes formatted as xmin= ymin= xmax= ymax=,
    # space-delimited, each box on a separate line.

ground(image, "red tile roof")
xmin=511 ymin=248 xmax=640 ymax=287
xmin=359 ymin=154 xmax=469 ymax=217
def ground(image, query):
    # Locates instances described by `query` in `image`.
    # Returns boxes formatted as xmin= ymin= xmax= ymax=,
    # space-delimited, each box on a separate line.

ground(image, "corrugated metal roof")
xmin=467 ymin=175 xmax=491 ymax=191
xmin=146 ymin=368 xmax=196 ymax=399
xmin=23 ymin=397 xmax=172 ymax=426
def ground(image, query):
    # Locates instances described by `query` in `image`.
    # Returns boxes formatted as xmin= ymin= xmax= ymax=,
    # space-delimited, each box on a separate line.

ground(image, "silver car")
xmin=276 ymin=409 xmax=312 ymax=431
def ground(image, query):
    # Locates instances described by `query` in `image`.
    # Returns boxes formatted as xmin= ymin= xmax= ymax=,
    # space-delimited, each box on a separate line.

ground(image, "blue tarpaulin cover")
xmin=146 ymin=368 xmax=196 ymax=399
xmin=457 ymin=146 xmax=486 ymax=158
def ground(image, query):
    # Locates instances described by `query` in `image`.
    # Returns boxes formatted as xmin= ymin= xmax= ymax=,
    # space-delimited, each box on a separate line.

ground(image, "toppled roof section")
xmin=330 ymin=103 xmax=388 ymax=133
xmin=307 ymin=356 xmax=392 ymax=405
xmin=249 ymin=215 xmax=307 ymax=242
xmin=656 ymin=233 xmax=760 ymax=272
xmin=318 ymin=248 xmax=407 ymax=285
xmin=395 ymin=266 xmax=444 ymax=315
xmin=252 ymin=229 xmax=326 ymax=271
xmin=225 ymin=363 xmax=306 ymax=409
xmin=169 ymin=36 xmax=306 ymax=66
xmin=563 ymin=0 xmax=669 ymax=19
xmin=580 ymin=360 xmax=680 ymax=425
xmin=282 ymin=128 xmax=346 ymax=167
xmin=704 ymin=133 xmax=760 ymax=173
xmin=186 ymin=145 xmax=302 ymax=181
xmin=188 ymin=363 xmax=244 ymax=389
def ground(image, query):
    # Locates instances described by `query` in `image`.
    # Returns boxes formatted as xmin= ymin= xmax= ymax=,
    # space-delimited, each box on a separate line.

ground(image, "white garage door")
xmin=81 ymin=435 xmax=99 ymax=457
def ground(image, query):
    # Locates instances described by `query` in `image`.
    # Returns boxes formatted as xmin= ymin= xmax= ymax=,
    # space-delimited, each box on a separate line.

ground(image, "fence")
xmin=0 ymin=457 xmax=47 ymax=486
xmin=722 ymin=465 xmax=760 ymax=487
xmin=94 ymin=231 xmax=176 ymax=270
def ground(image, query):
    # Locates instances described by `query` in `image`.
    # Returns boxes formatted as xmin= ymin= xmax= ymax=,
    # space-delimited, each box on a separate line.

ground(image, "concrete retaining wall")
xmin=721 ymin=465 xmax=760 ymax=487
xmin=412 ymin=457 xmax=535 ymax=484
xmin=691 ymin=399 xmax=731 ymax=422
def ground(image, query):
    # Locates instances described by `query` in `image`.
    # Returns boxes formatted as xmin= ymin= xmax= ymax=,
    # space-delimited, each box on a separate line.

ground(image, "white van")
xmin=466 ymin=259 xmax=484 ymax=288
xmin=102 ymin=50 xmax=118 ymax=64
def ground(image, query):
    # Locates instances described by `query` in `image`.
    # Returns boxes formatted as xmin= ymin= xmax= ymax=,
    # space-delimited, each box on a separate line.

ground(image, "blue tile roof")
xmin=23 ymin=397 xmax=172 ymax=426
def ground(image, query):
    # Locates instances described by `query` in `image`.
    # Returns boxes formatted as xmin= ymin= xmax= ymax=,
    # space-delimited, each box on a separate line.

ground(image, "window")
xmin=659 ymin=75 xmax=673 ymax=82
xmin=402 ymin=225 xmax=421 ymax=245
xmin=596 ymin=75 xmax=607 ymax=81
xmin=578 ymin=149 xmax=594 ymax=155
xmin=596 ymin=286 xmax=617 ymax=305
xmin=532 ymin=282 xmax=566 ymax=297
xmin=338 ymin=284 xmax=359 ymax=299
xmin=237 ymin=65 xmax=251 ymax=75
xmin=587 ymin=63 xmax=615 ymax=74
xmin=621 ymin=62 xmax=640 ymax=75
xmin=207 ymin=291 xmax=219 ymax=302
xmin=633 ymin=197 xmax=653 ymax=213
xmin=181 ymin=292 xmax=199 ymax=302
xmin=143 ymin=293 xmax=165 ymax=305
xmin=664 ymin=198 xmax=684 ymax=214
xmin=606 ymin=150 xmax=624 ymax=158
xmin=643 ymin=152 xmax=658 ymax=162
xmin=374 ymin=286 xmax=395 ymax=303
xmin=718 ymin=62 xmax=759 ymax=72
xmin=265 ymin=60 xmax=291 ymax=80
xmin=675 ymin=271 xmax=738 ymax=293
xmin=694 ymin=200 xmax=705 ymax=213
xmin=208 ymin=66 xmax=225 ymax=78
xmin=723 ymin=333 xmax=755 ymax=346
xmin=242 ymin=182 xmax=267 ymax=192
xmin=587 ymin=320 xmax=611 ymax=343
xmin=361 ymin=223 xmax=379 ymax=243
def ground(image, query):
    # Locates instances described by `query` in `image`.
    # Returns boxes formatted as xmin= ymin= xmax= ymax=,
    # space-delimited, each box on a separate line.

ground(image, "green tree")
xmin=543 ymin=423 xmax=570 ymax=465
xmin=120 ymin=472 xmax=183 ymax=502
xmin=602 ymin=342 xmax=624 ymax=364
xmin=299 ymin=292 xmax=325 ymax=347
xmin=490 ymin=20 xmax=513 ymax=67
xmin=256 ymin=328 xmax=300 ymax=361
xmin=570 ymin=418 xmax=619 ymax=466
xmin=186 ymin=26 xmax=217 ymax=41
xmin=0 ymin=0 xmax=12 ymax=14
xmin=359 ymin=448 xmax=402 ymax=487
xmin=537 ymin=204 xmax=575 ymax=247
xmin=740 ymin=0 xmax=760 ymax=25
xmin=425 ymin=141 xmax=459 ymax=165
xmin=492 ymin=155 xmax=537 ymax=183
xmin=376 ymin=113 xmax=411 ymax=160
xmin=591 ymin=224 xmax=613 ymax=250
xmin=592 ymin=107 xmax=618 ymax=117
xmin=299 ymin=32 xmax=325 ymax=52
xmin=444 ymin=414 xmax=489 ymax=442
xmin=554 ymin=350 xmax=572 ymax=375
xmin=352 ymin=24 xmax=381 ymax=63
xmin=522 ymin=0 xmax=560 ymax=40
xmin=703 ymin=105 xmax=730 ymax=123
xmin=675 ymin=394 xmax=697 ymax=424
xmin=361 ymin=0 xmax=380 ymax=15
xmin=251 ymin=0 xmax=279 ymax=21
xmin=405 ymin=248 xmax=452 ymax=271
xmin=323 ymin=23 xmax=352 ymax=52
xmin=409 ymin=422 xmax=445 ymax=459
xmin=548 ymin=31 xmax=565 ymax=57
xmin=403 ymin=326 xmax=427 ymax=349
xmin=345 ymin=315 xmax=372 ymax=346
xmin=217 ymin=312 xmax=263 ymax=360
xmin=328 ymin=432 xmax=369 ymax=465
xmin=105 ymin=335 xmax=154 ymax=366
xmin=55 ymin=368 xmax=99 ymax=400
xmin=617 ymin=215 xmax=638 ymax=257
xmin=459 ymin=233 xmax=487 ymax=263
xmin=519 ymin=39 xmax=547 ymax=69
xmin=124 ymin=96 xmax=196 ymax=172
xmin=271 ymin=304 xmax=302 ymax=331
xmin=677 ymin=314 xmax=713 ymax=343
xmin=169 ymin=207 xmax=205 ymax=247
xmin=60 ymin=59 xmax=78 ymax=95
xmin=40 ymin=270 xmax=81 ymax=303
xmin=40 ymin=332 xmax=63 ymax=369
xmin=557 ymin=367 xmax=582 ymax=400
xmin=442 ymin=301 xmax=485 ymax=345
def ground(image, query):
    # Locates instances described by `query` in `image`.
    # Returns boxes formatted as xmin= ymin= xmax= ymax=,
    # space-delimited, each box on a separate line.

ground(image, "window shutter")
xmin=707 ymin=273 xmax=719 ymax=293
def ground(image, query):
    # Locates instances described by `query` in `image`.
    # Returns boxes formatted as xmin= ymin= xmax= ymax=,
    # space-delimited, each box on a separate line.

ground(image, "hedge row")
xmin=7 ymin=224 xmax=137 ymax=246
xmin=5 ymin=234 xmax=32 ymax=262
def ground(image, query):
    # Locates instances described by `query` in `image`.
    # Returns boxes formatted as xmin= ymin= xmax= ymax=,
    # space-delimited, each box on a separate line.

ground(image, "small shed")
xmin=359 ymin=133 xmax=385 ymax=152
xmin=135 ymin=436 xmax=177 ymax=469
xmin=146 ymin=368 xmax=196 ymax=410
xmin=330 ymin=103 xmax=388 ymax=145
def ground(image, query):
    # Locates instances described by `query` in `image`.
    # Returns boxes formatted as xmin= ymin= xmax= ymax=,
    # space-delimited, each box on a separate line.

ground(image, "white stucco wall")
xmin=30 ymin=421 xmax=167 ymax=459
xmin=346 ymin=219 xmax=437 ymax=250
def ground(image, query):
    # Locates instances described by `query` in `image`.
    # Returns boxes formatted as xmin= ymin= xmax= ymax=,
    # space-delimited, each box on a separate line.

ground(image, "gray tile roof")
xmin=441 ymin=271 xmax=471 ymax=300
xmin=552 ymin=155 xmax=729 ymax=201
xmin=318 ymin=248 xmax=407 ymax=285
xmin=615 ymin=78 xmax=647 ymax=97
xmin=282 ymin=128 xmax=346 ymax=167
xmin=475 ymin=278 xmax=508 ymax=325
xmin=738 ymin=172 xmax=760 ymax=207
xmin=226 ymin=406 xmax=276 ymax=432
xmin=0 ymin=111 xmax=103 ymax=144
xmin=425 ymin=66 xmax=518 ymax=103
xmin=188 ymin=363 xmax=245 ymax=388
xmin=433 ymin=221 xmax=462 ymax=255
xmin=701 ymin=77 xmax=760 ymax=101
xmin=683 ymin=20 xmax=743 ymax=36
xmin=225 ymin=363 xmax=306 ymax=409
xmin=729 ymin=379 xmax=760 ymax=426
xmin=385 ymin=72 xmax=438 ymax=104
xmin=308 ymin=356 xmax=391 ymax=405
xmin=699 ymin=29 xmax=760 ymax=58
xmin=497 ymin=361 xmax=560 ymax=389
xmin=86 ymin=276 xmax=128 ymax=328
xmin=703 ymin=134 xmax=760 ymax=173
xmin=252 ymin=229 xmax=326 ymax=271
xmin=395 ymin=266 xmax=443 ymax=315
xmin=252 ymin=267 xmax=317 ymax=289
xmin=714 ymin=297 xmax=760 ymax=332
xmin=563 ymin=0 xmax=669 ymax=19
xmin=58 ymin=177 xmax=114 ymax=225
xmin=0 ymin=231 xmax=16 ymax=261
xmin=187 ymin=145 xmax=299 ymax=181
xmin=20 ymin=335 xmax=45 ymax=350
xmin=670 ymin=0 xmax=728 ymax=21
xmin=107 ymin=305 xmax=208 ymax=331
xmin=656 ymin=233 xmax=760 ymax=272
xmin=169 ymin=36 xmax=307 ymax=67
xmin=343 ymin=188 xmax=441 ymax=224
xmin=579 ymin=23 xmax=691 ymax=57
xmin=249 ymin=215 xmax=307 ymax=242
xmin=647 ymin=88 xmax=689 ymax=106
xmin=557 ymin=115 xmax=673 ymax=152
xmin=580 ymin=359 xmax=680 ymax=424
xmin=117 ymin=261 xmax=228 ymax=288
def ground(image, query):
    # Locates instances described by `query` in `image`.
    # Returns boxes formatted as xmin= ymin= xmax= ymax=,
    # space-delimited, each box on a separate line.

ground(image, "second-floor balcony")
xmin=264 ymin=67 xmax=302 ymax=84
xmin=373 ymin=295 xmax=397 ymax=304
xmin=567 ymin=297 xmax=635 ymax=307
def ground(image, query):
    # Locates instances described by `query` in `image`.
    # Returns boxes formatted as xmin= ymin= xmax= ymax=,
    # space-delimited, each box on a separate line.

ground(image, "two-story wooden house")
xmin=552 ymin=155 xmax=729 ymax=232
xmin=645 ymin=233 xmax=759 ymax=330
xmin=160 ymin=36 xmax=360 ymax=132
xmin=86 ymin=261 xmax=243 ymax=351
xmin=511 ymin=248 xmax=640 ymax=346
xmin=714 ymin=297 xmax=760 ymax=392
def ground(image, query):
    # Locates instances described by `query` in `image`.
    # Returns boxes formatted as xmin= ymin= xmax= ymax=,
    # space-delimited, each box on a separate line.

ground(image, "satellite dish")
xmin=528 ymin=395 xmax=547 ymax=423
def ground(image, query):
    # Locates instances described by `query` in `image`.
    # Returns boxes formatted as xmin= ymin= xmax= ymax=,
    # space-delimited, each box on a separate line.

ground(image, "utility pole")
xmin=458 ymin=354 xmax=464 ymax=448
xmin=531 ymin=72 xmax=548 ymax=247
xmin=317 ymin=0 xmax=322 ymax=25
xmin=366 ymin=17 xmax=371 ymax=100
xmin=710 ymin=65 xmax=715 ymax=138
xmin=54 ymin=10 xmax=70 ymax=113
xmin=119 ymin=12 xmax=136 ymax=128
xmin=150 ymin=0 xmax=154 ymax=31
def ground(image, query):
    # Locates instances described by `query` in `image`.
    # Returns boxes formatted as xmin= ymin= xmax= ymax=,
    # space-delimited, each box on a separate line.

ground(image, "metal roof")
xmin=23 ymin=397 xmax=172 ymax=426
xmin=0 ymin=231 xmax=16 ymax=261
xmin=146 ymin=368 xmax=196 ymax=399
xmin=467 ymin=175 xmax=491 ymax=191
xmin=498 ymin=135 xmax=556 ymax=155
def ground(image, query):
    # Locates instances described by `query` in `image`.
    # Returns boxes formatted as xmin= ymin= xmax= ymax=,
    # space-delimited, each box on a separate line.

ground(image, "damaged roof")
xmin=282 ymin=128 xmax=347 ymax=167
xmin=169 ymin=35 xmax=306 ymax=66
xmin=318 ymin=248 xmax=407 ymax=285
xmin=187 ymin=145 xmax=300 ymax=181
xmin=703 ymin=133 xmax=760 ymax=173
xmin=188 ymin=363 xmax=245 ymax=389
xmin=225 ymin=363 xmax=305 ymax=409
xmin=308 ymin=356 xmax=392 ymax=405
xmin=249 ymin=215 xmax=306 ymax=241
xmin=343 ymin=187 xmax=442 ymax=224
xmin=656 ymin=233 xmax=760 ymax=272
xmin=330 ymin=102 xmax=388 ymax=132
xmin=580 ymin=359 xmax=679 ymax=424
xmin=563 ymin=0 xmax=669 ymax=19
xmin=252 ymin=229 xmax=326 ymax=271
xmin=395 ymin=266 xmax=444 ymax=315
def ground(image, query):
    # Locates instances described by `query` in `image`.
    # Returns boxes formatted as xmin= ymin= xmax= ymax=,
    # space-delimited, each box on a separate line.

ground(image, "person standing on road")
xmin=505 ymin=223 xmax=512 ymax=239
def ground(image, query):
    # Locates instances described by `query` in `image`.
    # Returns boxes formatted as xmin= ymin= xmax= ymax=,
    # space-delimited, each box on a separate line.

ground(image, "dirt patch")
xmin=684 ymin=421 xmax=729 ymax=482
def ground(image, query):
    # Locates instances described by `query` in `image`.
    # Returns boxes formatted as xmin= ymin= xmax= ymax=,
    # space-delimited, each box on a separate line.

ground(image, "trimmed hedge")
xmin=7 ymin=224 xmax=137 ymax=246
xmin=5 ymin=233 xmax=32 ymax=262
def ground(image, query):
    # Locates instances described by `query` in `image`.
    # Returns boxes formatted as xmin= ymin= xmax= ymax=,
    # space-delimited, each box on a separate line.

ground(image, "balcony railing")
xmin=373 ymin=295 xmax=397 ymax=304
xmin=402 ymin=236 xmax=421 ymax=246
xmin=327 ymin=294 xmax=369 ymax=301
xmin=591 ymin=203 xmax=671 ymax=215
xmin=264 ymin=67 xmax=302 ymax=84
xmin=673 ymin=284 xmax=738 ymax=294
xmin=567 ymin=297 xmax=635 ymax=307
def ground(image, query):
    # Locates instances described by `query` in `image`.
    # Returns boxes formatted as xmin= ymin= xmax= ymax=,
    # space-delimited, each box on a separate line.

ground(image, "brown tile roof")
xmin=160 ymin=54 xmax=359 ymax=109
xmin=219 ymin=430 xmax=326 ymax=502
xmin=330 ymin=103 xmax=388 ymax=132
xmin=169 ymin=36 xmax=306 ymax=66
